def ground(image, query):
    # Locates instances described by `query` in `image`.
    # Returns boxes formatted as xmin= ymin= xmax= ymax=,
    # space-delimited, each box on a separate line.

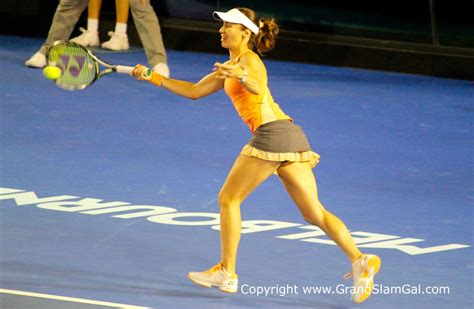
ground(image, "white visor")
xmin=213 ymin=8 xmax=259 ymax=35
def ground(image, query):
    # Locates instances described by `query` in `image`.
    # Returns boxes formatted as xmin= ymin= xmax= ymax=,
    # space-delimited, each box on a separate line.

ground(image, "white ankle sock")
xmin=115 ymin=23 xmax=127 ymax=35
xmin=87 ymin=18 xmax=99 ymax=32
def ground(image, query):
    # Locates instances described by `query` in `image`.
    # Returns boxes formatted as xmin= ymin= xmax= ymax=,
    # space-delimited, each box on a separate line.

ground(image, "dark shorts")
xmin=249 ymin=120 xmax=313 ymax=153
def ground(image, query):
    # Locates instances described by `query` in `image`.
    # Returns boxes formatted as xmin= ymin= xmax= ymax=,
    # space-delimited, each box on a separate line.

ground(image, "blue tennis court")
xmin=0 ymin=35 xmax=472 ymax=308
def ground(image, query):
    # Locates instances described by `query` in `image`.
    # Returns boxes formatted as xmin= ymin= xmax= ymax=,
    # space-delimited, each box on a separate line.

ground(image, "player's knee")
xmin=218 ymin=190 xmax=242 ymax=209
xmin=301 ymin=202 xmax=326 ymax=226
xmin=303 ymin=213 xmax=322 ymax=226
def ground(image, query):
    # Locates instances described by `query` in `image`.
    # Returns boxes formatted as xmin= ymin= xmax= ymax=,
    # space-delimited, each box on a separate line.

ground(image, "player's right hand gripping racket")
xmin=46 ymin=40 xmax=137 ymax=90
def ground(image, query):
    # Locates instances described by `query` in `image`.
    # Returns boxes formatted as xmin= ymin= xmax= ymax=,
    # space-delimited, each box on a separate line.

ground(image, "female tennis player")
xmin=131 ymin=7 xmax=380 ymax=303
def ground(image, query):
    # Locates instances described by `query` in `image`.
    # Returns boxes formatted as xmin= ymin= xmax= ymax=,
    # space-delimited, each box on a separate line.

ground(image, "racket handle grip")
xmin=140 ymin=68 xmax=152 ymax=80
xmin=116 ymin=65 xmax=135 ymax=74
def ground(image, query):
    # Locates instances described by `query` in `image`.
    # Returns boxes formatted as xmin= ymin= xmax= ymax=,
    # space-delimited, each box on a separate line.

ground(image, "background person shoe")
xmin=152 ymin=62 xmax=170 ymax=78
xmin=25 ymin=52 xmax=47 ymax=68
xmin=101 ymin=31 xmax=129 ymax=51
xmin=70 ymin=27 xmax=100 ymax=47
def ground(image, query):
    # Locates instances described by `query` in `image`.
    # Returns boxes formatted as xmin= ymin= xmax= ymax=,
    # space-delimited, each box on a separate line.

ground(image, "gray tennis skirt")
xmin=249 ymin=120 xmax=312 ymax=153
xmin=241 ymin=120 xmax=320 ymax=168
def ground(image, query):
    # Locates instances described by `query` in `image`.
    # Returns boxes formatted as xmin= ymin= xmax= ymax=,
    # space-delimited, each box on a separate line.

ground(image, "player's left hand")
xmin=213 ymin=62 xmax=246 ymax=80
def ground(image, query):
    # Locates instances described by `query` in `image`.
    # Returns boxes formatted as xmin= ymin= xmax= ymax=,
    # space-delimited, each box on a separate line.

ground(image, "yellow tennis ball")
xmin=43 ymin=66 xmax=62 ymax=80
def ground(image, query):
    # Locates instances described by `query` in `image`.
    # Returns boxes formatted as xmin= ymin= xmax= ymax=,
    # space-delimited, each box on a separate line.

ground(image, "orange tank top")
xmin=224 ymin=51 xmax=291 ymax=133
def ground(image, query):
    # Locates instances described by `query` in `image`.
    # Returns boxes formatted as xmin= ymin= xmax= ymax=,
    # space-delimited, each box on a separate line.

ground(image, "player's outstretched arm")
xmin=132 ymin=64 xmax=224 ymax=100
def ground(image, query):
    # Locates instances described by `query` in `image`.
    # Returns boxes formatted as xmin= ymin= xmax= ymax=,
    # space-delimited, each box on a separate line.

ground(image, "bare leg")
xmin=115 ymin=0 xmax=129 ymax=24
xmin=88 ymin=0 xmax=102 ymax=19
xmin=218 ymin=155 xmax=280 ymax=274
xmin=276 ymin=162 xmax=362 ymax=263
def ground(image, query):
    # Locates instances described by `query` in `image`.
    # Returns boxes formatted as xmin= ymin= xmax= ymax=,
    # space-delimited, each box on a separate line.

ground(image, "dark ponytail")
xmin=236 ymin=7 xmax=279 ymax=55
xmin=255 ymin=17 xmax=279 ymax=54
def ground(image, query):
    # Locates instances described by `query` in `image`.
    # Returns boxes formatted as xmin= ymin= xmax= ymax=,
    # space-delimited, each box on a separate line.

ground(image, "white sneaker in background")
xmin=25 ymin=52 xmax=47 ymax=68
xmin=70 ymin=27 xmax=100 ymax=47
xmin=152 ymin=62 xmax=170 ymax=78
xmin=101 ymin=31 xmax=129 ymax=51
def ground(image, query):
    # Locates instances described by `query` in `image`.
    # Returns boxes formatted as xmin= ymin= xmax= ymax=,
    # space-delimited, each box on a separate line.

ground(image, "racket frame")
xmin=47 ymin=40 xmax=134 ymax=90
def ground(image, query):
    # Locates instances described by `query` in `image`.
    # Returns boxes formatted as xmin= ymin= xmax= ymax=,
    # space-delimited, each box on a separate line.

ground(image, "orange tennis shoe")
xmin=344 ymin=254 xmax=381 ymax=303
xmin=188 ymin=263 xmax=239 ymax=293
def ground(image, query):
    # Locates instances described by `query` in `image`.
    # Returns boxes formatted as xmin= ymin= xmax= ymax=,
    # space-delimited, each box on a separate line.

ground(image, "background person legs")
xmin=129 ymin=0 xmax=169 ymax=77
xmin=70 ymin=0 xmax=130 ymax=51
xmin=25 ymin=0 xmax=89 ymax=68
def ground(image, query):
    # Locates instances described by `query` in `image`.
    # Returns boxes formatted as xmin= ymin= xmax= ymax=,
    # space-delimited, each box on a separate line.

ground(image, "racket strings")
xmin=47 ymin=43 xmax=97 ymax=90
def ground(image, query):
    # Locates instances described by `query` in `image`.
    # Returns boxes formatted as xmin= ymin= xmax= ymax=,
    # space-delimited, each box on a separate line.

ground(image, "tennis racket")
xmin=46 ymin=40 xmax=137 ymax=90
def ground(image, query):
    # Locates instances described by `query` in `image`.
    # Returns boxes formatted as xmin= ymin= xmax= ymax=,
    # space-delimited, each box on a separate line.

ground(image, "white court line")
xmin=0 ymin=289 xmax=150 ymax=308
